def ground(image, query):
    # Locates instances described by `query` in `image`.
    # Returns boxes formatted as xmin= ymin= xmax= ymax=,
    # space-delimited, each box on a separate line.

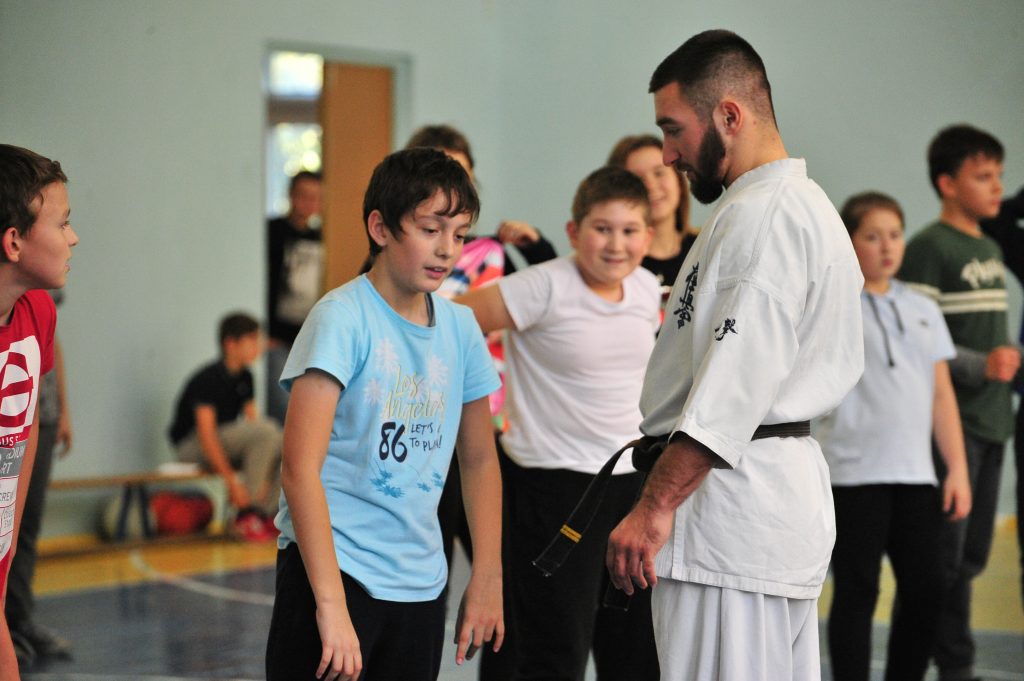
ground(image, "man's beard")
xmin=679 ymin=123 xmax=726 ymax=205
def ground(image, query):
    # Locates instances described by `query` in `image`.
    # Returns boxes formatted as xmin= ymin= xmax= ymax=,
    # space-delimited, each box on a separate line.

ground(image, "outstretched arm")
xmin=455 ymin=285 xmax=517 ymax=335
xmin=281 ymin=370 xmax=361 ymax=681
xmin=452 ymin=396 xmax=504 ymax=665
xmin=606 ymin=433 xmax=717 ymax=594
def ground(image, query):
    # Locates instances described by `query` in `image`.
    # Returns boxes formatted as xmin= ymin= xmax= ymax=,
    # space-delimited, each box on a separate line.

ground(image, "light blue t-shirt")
xmin=275 ymin=275 xmax=500 ymax=602
xmin=816 ymin=280 xmax=955 ymax=486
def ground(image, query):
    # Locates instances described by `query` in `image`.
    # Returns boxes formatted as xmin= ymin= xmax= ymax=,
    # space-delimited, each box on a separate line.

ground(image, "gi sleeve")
xmin=674 ymin=280 xmax=799 ymax=469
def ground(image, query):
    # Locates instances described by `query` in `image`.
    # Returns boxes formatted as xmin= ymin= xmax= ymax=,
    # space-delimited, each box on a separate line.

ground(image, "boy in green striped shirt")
xmin=899 ymin=123 xmax=1014 ymax=681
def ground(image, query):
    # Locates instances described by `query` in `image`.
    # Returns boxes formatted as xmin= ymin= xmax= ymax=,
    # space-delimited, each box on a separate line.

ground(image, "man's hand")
xmin=606 ymin=433 xmax=718 ymax=595
xmin=606 ymin=502 xmax=673 ymax=595
xmin=985 ymin=345 xmax=1020 ymax=382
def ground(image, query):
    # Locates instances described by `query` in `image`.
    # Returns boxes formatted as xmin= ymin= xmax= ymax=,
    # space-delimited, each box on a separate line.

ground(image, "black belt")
xmin=532 ymin=421 xmax=811 ymax=586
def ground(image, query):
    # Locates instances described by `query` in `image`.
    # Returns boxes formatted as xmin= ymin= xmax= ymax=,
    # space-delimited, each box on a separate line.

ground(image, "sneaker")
xmin=232 ymin=509 xmax=273 ymax=542
xmin=10 ymin=628 xmax=35 ymax=669
xmin=14 ymin=621 xmax=72 ymax=660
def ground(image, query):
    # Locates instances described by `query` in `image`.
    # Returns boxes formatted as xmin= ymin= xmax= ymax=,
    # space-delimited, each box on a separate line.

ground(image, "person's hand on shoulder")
xmin=454 ymin=567 xmax=503 ymax=665
xmin=496 ymin=220 xmax=541 ymax=247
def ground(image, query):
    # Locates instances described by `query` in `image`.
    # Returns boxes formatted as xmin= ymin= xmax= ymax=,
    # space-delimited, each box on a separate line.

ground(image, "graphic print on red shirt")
xmin=0 ymin=290 xmax=55 ymax=591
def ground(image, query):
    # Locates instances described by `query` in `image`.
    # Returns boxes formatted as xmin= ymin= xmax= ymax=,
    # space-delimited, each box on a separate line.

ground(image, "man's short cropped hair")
xmin=839 ymin=191 xmax=905 ymax=236
xmin=288 ymin=170 xmax=322 ymax=194
xmin=0 ymin=144 xmax=68 ymax=241
xmin=649 ymin=29 xmax=776 ymax=125
xmin=362 ymin=147 xmax=480 ymax=256
xmin=927 ymin=124 xmax=1004 ymax=196
xmin=219 ymin=312 xmax=260 ymax=346
xmin=405 ymin=125 xmax=475 ymax=171
xmin=571 ymin=166 xmax=651 ymax=226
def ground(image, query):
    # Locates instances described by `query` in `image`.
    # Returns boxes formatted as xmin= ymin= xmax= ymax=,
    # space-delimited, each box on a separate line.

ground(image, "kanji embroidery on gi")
xmin=714 ymin=318 xmax=737 ymax=341
xmin=673 ymin=263 xmax=699 ymax=329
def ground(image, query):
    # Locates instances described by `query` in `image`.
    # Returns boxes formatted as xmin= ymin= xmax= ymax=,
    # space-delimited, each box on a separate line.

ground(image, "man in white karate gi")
xmin=606 ymin=29 xmax=864 ymax=681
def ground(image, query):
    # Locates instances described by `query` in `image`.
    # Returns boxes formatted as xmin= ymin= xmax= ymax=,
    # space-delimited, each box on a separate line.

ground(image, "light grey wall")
xmin=490 ymin=0 xmax=1024 ymax=240
xmin=1 ymin=0 xmax=1021 ymax=536
xmin=0 ymin=0 xmax=505 ymax=535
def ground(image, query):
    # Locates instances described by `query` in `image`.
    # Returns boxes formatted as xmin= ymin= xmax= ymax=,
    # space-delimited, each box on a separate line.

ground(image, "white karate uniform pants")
xmin=652 ymin=579 xmax=821 ymax=681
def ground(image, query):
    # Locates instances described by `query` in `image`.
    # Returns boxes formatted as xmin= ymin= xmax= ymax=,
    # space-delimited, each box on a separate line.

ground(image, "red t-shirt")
xmin=0 ymin=290 xmax=56 ymax=591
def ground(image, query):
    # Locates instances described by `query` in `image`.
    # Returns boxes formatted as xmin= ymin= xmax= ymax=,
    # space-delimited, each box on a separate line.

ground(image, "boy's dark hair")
xmin=927 ymin=124 xmax=1004 ymax=196
xmin=571 ymin=166 xmax=651 ymax=225
xmin=0 ymin=144 xmax=68 ymax=249
xmin=840 ymin=191 xmax=905 ymax=236
xmin=289 ymin=170 xmax=322 ymax=193
xmin=362 ymin=147 xmax=480 ymax=256
xmin=607 ymin=134 xmax=689 ymax=233
xmin=219 ymin=312 xmax=260 ymax=346
xmin=405 ymin=125 xmax=475 ymax=170
xmin=649 ymin=29 xmax=776 ymax=126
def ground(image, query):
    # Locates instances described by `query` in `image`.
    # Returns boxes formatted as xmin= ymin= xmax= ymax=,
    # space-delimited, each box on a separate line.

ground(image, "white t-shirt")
xmin=640 ymin=158 xmax=865 ymax=599
xmin=816 ymin=281 xmax=955 ymax=486
xmin=498 ymin=256 xmax=660 ymax=474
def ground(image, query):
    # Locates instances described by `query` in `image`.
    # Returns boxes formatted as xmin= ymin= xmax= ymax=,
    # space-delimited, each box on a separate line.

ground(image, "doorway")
xmin=265 ymin=48 xmax=411 ymax=291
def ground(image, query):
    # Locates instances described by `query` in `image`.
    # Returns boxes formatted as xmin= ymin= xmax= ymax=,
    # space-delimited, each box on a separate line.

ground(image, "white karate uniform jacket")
xmin=641 ymin=158 xmax=864 ymax=599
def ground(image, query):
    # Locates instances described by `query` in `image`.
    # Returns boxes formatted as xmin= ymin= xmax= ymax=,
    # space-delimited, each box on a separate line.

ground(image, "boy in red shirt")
xmin=0 ymin=144 xmax=79 ymax=679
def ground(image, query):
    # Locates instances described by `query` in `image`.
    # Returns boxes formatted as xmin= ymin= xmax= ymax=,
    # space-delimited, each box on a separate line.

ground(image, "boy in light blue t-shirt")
xmin=265 ymin=148 xmax=504 ymax=681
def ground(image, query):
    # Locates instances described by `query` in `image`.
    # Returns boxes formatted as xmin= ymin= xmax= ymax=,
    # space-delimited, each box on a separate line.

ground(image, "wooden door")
xmin=320 ymin=62 xmax=393 ymax=289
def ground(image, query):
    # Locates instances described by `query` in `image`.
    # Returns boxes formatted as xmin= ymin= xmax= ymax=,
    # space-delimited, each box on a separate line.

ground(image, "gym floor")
xmin=20 ymin=519 xmax=1024 ymax=680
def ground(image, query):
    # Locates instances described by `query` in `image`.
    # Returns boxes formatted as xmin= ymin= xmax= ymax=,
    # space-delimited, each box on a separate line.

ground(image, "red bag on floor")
xmin=149 ymin=491 xmax=213 ymax=535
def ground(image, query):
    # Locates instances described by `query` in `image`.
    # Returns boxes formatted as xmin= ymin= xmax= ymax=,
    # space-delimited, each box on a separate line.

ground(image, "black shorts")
xmin=266 ymin=543 xmax=446 ymax=681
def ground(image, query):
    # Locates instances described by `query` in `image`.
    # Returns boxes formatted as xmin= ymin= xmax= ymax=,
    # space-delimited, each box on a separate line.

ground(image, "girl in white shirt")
xmin=817 ymin=192 xmax=972 ymax=681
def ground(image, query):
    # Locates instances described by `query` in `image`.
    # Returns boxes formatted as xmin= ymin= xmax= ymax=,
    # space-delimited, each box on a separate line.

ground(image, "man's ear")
xmin=2 ymin=227 xmax=21 ymax=262
xmin=716 ymin=99 xmax=743 ymax=137
xmin=366 ymin=210 xmax=389 ymax=250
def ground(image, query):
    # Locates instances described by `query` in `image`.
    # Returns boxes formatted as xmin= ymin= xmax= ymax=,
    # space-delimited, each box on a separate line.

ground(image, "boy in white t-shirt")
xmin=816 ymin=191 xmax=971 ymax=681
xmin=458 ymin=166 xmax=661 ymax=680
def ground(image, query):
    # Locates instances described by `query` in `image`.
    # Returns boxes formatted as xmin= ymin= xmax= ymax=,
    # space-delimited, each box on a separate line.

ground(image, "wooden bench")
xmin=49 ymin=469 xmax=222 ymax=542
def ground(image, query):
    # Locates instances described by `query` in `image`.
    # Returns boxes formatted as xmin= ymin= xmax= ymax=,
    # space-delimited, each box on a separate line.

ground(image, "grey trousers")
xmin=177 ymin=418 xmax=282 ymax=515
